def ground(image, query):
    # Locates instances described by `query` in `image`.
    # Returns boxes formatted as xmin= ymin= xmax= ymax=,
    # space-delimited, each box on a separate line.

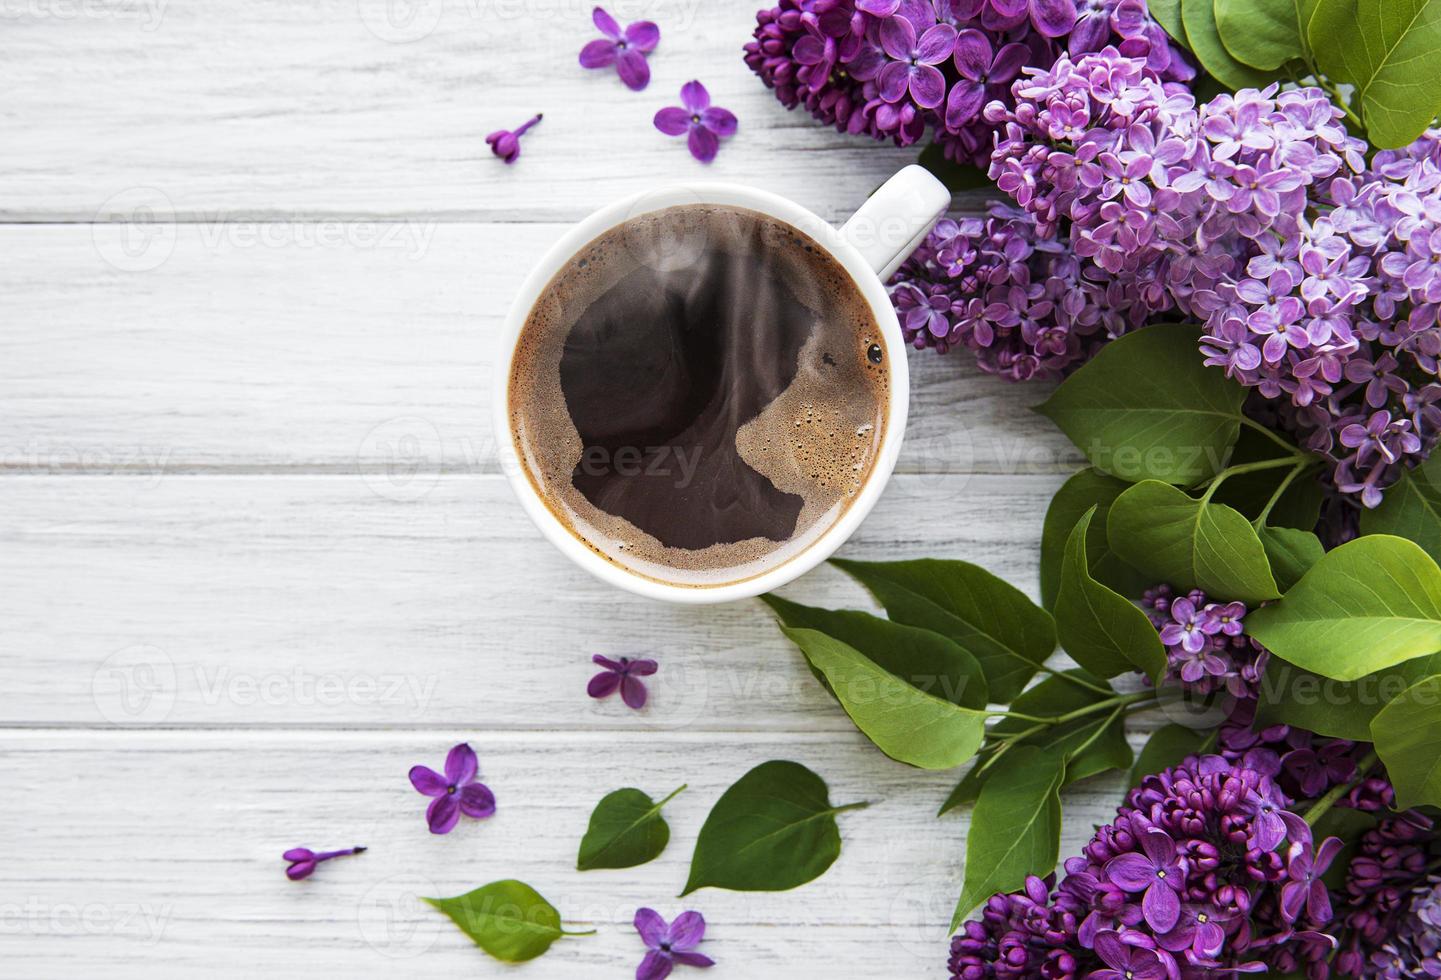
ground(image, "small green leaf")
xmin=918 ymin=141 xmax=995 ymax=193
xmin=1371 ymin=673 xmax=1441 ymax=809
xmin=1255 ymin=653 xmax=1441 ymax=739
xmin=1182 ymin=0 xmax=1275 ymax=89
xmin=424 ymin=880 xmax=591 ymax=963
xmin=683 ymin=761 xmax=866 ymax=895
xmin=1310 ymin=0 xmax=1441 ymax=149
xmin=1055 ymin=508 xmax=1169 ymax=680
xmin=1215 ymin=0 xmax=1308 ymax=69
xmin=1258 ymin=525 xmax=1325 ymax=592
xmin=1148 ymin=0 xmax=1189 ymax=47
xmin=832 ymin=558 xmax=1056 ymax=704
xmin=1036 ymin=323 xmax=1248 ymax=485
xmin=576 ymin=785 xmax=685 ymax=871
xmin=939 ymin=765 xmax=988 ymax=815
xmin=779 ymin=628 xmax=988 ymax=769
xmin=1130 ymin=724 xmax=1214 ymax=786
xmin=1247 ymin=535 xmax=1441 ymax=680
xmin=761 ymin=596 xmax=989 ymax=708
xmin=1362 ymin=454 xmax=1441 ymax=564
xmin=951 ymin=746 xmax=1064 ymax=930
xmin=1107 ymin=481 xmax=1282 ymax=605
xmin=1041 ymin=468 xmax=1151 ymax=609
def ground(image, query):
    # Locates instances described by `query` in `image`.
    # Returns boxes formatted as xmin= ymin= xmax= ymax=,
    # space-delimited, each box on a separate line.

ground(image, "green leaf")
xmin=682 ymin=760 xmax=866 ymax=895
xmin=1064 ymin=709 xmax=1134 ymax=784
xmin=1371 ymin=673 xmax=1441 ymax=809
xmin=950 ymin=746 xmax=1064 ymax=930
xmin=1036 ymin=323 xmax=1247 ymax=485
xmin=1182 ymin=0 xmax=1275 ymax=89
xmin=1256 ymin=653 xmax=1441 ymax=739
xmin=760 ymin=596 xmax=988 ymax=708
xmin=1362 ymin=454 xmax=1441 ymax=564
xmin=1055 ymin=508 xmax=1169 ymax=680
xmin=918 ymin=141 xmax=995 ymax=193
xmin=1310 ymin=0 xmax=1441 ymax=149
xmin=779 ymin=628 xmax=988 ymax=769
xmin=1107 ymin=481 xmax=1282 ymax=605
xmin=1215 ymin=0 xmax=1309 ymax=69
xmin=1149 ymin=0 xmax=1189 ymax=48
xmin=424 ymin=880 xmax=590 ymax=962
xmin=1130 ymin=724 xmax=1214 ymax=786
xmin=576 ymin=785 xmax=685 ymax=871
xmin=939 ymin=765 xmax=988 ymax=815
xmin=1247 ymin=535 xmax=1441 ymax=680
xmin=1258 ymin=525 xmax=1325 ymax=592
xmin=1041 ymin=468 xmax=1151 ymax=609
xmin=832 ymin=558 xmax=1056 ymax=704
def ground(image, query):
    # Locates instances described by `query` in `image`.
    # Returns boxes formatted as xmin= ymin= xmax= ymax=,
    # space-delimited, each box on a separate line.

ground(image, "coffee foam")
xmin=508 ymin=205 xmax=889 ymax=588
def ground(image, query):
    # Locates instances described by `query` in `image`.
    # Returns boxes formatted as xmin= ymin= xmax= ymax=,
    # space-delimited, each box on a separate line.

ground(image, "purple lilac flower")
xmin=408 ymin=742 xmax=497 ymax=834
xmin=588 ymin=654 xmax=658 ymax=709
xmin=579 ymin=6 xmax=659 ymax=91
xmin=485 ymin=114 xmax=542 ymax=165
xmin=988 ymin=48 xmax=1441 ymax=506
xmin=633 ymin=908 xmax=714 ymax=980
xmin=948 ymin=756 xmax=1327 ymax=978
xmin=1141 ymin=585 xmax=1269 ymax=699
xmin=654 ymin=81 xmax=738 ymax=163
xmin=283 ymin=845 xmax=365 ymax=880
xmin=744 ymin=0 xmax=1192 ymax=169
xmin=1336 ymin=812 xmax=1440 ymax=975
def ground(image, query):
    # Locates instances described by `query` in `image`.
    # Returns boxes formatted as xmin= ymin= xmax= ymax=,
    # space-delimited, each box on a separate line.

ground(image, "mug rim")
xmin=492 ymin=181 xmax=910 ymax=604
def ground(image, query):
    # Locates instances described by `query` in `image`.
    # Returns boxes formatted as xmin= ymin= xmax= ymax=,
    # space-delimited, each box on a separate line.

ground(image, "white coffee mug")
xmin=494 ymin=165 xmax=950 ymax=604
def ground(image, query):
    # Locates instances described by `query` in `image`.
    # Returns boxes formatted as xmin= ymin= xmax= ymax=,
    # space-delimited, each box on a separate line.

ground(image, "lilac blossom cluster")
xmin=985 ymin=47 xmax=1441 ymax=505
xmin=889 ymin=204 xmax=1152 ymax=379
xmin=743 ymin=0 xmax=1190 ymax=169
xmin=1335 ymin=813 xmax=1441 ymax=977
xmin=1141 ymin=585 xmax=1265 ymax=700
xmin=948 ymin=755 xmax=1338 ymax=978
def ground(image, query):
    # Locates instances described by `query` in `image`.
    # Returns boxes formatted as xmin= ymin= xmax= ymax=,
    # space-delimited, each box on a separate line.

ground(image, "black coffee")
xmin=508 ymin=205 xmax=888 ymax=588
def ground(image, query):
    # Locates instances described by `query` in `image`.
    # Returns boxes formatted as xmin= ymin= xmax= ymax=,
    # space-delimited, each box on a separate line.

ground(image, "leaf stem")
xmin=1198 ymin=456 xmax=1305 ymax=506
xmin=657 ymin=784 xmax=687 ymax=808
xmin=1239 ymin=416 xmax=1310 ymax=458
xmin=992 ymin=689 xmax=1157 ymax=727
xmin=1304 ymin=749 xmax=1379 ymax=827
xmin=1037 ymin=664 xmax=1113 ymax=695
xmin=1068 ymin=705 xmax=1126 ymax=759
xmin=1315 ymin=75 xmax=1365 ymax=131
xmin=830 ymin=801 xmax=870 ymax=815
xmin=1253 ymin=459 xmax=1315 ymax=528
xmin=560 ymin=927 xmax=599 ymax=937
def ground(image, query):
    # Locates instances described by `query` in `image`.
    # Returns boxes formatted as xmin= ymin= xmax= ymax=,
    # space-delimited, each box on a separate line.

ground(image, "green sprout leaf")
xmin=1054 ymin=508 xmax=1169 ymax=680
xmin=832 ymin=558 xmax=1056 ymax=703
xmin=1310 ymin=0 xmax=1441 ymax=149
xmin=1362 ymin=453 xmax=1441 ymax=564
xmin=1181 ymin=0 xmax=1274 ymax=89
xmin=1041 ymin=468 xmax=1151 ymax=609
xmin=1036 ymin=323 xmax=1248 ymax=486
xmin=761 ymin=595 xmax=989 ymax=708
xmin=682 ymin=761 xmax=866 ymax=895
xmin=1107 ymin=481 xmax=1282 ymax=605
xmin=1214 ymin=0 xmax=1310 ymax=69
xmin=950 ymin=746 xmax=1064 ymax=930
xmin=1371 ymin=673 xmax=1441 ymax=809
xmin=1247 ymin=535 xmax=1441 ymax=680
xmin=576 ymin=785 xmax=685 ymax=871
xmin=778 ymin=627 xmax=987 ymax=769
xmin=425 ymin=880 xmax=592 ymax=963
xmin=1257 ymin=525 xmax=1325 ymax=592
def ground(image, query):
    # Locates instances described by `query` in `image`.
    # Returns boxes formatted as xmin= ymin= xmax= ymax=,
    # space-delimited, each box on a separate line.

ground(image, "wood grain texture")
xmin=0 ymin=225 xmax=1078 ymax=475
xmin=0 ymin=0 xmax=998 ymax=222
xmin=0 ymin=473 xmax=1067 ymax=727
xmin=0 ymin=729 xmax=1132 ymax=977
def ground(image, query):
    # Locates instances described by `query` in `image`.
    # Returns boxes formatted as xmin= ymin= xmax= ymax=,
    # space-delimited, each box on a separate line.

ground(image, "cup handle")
xmin=839 ymin=165 xmax=952 ymax=281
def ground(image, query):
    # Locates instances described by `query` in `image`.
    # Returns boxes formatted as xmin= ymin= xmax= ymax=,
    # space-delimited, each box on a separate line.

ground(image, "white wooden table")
xmin=0 ymin=2 xmax=1115 ymax=976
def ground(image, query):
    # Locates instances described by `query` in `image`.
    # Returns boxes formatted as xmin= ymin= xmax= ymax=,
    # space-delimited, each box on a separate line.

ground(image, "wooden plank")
xmin=0 ymin=472 xmax=1067 ymax=726
xmin=0 ymin=728 xmax=1130 ymax=977
xmin=0 ymin=0 xmax=999 ymax=222
xmin=0 ymin=224 xmax=1080 ymax=474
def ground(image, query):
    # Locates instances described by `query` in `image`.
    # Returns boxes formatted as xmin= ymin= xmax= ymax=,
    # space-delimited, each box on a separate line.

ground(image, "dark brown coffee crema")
xmin=508 ymin=205 xmax=888 ymax=588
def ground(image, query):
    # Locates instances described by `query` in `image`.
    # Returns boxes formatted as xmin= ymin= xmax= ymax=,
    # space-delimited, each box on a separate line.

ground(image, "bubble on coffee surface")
xmin=508 ymin=205 xmax=888 ymax=588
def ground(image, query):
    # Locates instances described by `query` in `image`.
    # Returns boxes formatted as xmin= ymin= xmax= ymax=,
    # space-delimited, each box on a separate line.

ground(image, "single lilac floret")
xmin=283 ymin=845 xmax=365 ymax=880
xmin=485 ymin=114 xmax=541 ymax=165
xmin=589 ymin=654 xmax=658 ymax=709
xmin=633 ymin=907 xmax=714 ymax=980
xmin=408 ymin=742 xmax=497 ymax=834
xmin=654 ymin=81 xmax=737 ymax=163
xmin=579 ymin=6 xmax=659 ymax=91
